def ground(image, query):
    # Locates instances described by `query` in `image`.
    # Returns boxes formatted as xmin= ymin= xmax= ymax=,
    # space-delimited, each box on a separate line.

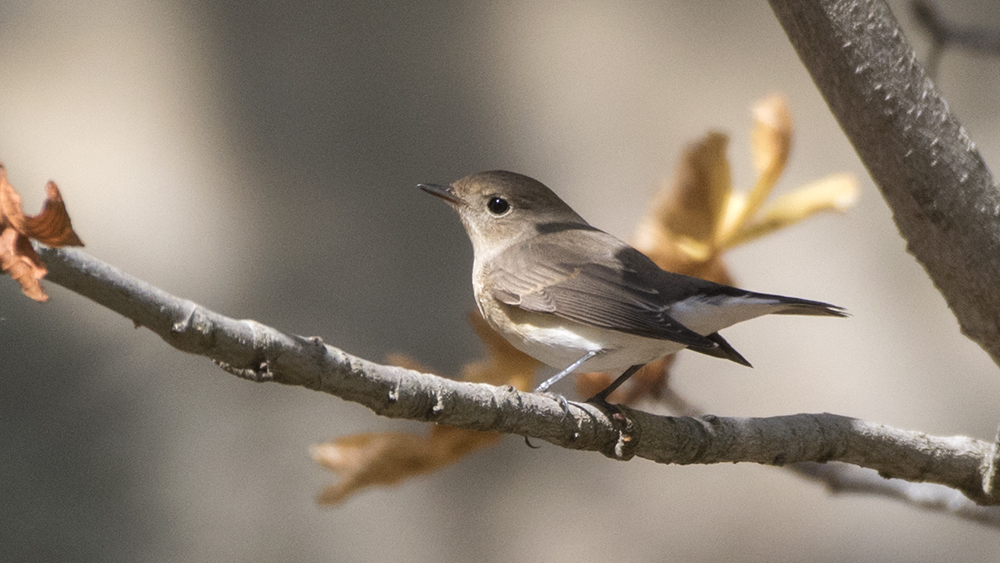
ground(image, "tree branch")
xmin=768 ymin=0 xmax=1000 ymax=366
xmin=35 ymin=245 xmax=1000 ymax=508
xmin=791 ymin=462 xmax=1000 ymax=528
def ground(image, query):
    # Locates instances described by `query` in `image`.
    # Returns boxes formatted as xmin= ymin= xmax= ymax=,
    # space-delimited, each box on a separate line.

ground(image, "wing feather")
xmin=484 ymin=230 xmax=719 ymax=349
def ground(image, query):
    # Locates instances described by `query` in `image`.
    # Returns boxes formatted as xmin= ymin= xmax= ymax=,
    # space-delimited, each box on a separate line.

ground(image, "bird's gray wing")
xmin=483 ymin=230 xmax=719 ymax=349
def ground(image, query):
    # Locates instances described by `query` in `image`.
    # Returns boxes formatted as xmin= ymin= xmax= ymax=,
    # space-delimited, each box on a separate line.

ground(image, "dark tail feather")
xmin=758 ymin=293 xmax=848 ymax=318
xmin=690 ymin=332 xmax=753 ymax=367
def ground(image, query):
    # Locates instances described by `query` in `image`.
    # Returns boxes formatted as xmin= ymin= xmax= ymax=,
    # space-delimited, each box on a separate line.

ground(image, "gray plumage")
xmin=419 ymin=170 xmax=846 ymax=393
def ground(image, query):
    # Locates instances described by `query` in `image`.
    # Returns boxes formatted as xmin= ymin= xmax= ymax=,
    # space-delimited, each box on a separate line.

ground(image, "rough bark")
xmin=769 ymin=0 xmax=1000 ymax=365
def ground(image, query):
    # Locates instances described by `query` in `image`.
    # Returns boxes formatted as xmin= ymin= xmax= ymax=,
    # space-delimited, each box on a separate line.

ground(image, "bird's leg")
xmin=532 ymin=349 xmax=600 ymax=421
xmin=524 ymin=351 xmax=600 ymax=449
xmin=583 ymin=364 xmax=645 ymax=439
xmin=533 ymin=350 xmax=601 ymax=393
xmin=587 ymin=363 xmax=644 ymax=411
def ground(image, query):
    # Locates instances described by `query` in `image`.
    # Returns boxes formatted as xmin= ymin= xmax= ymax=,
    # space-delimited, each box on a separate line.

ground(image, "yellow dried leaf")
xmin=724 ymin=173 xmax=859 ymax=248
xmin=751 ymin=94 xmax=792 ymax=179
xmin=716 ymin=95 xmax=792 ymax=245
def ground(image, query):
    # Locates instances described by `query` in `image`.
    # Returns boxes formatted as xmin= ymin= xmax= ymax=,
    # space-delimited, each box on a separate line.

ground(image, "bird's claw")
xmin=586 ymin=392 xmax=630 ymax=431
xmin=523 ymin=393 xmax=577 ymax=448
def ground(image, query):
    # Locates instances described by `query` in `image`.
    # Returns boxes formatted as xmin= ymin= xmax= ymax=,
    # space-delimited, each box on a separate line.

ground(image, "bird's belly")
xmin=482 ymin=301 xmax=684 ymax=373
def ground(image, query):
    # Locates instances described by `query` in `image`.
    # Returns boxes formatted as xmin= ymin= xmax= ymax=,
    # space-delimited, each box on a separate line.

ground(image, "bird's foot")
xmin=524 ymin=393 xmax=575 ymax=448
xmin=586 ymin=392 xmax=627 ymax=427
xmin=585 ymin=392 xmax=639 ymax=460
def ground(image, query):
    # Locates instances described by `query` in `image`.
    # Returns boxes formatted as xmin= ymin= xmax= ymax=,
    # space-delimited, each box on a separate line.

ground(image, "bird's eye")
xmin=486 ymin=196 xmax=510 ymax=215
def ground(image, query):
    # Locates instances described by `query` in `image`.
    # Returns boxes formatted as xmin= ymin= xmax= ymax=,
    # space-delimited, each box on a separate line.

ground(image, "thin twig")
xmin=792 ymin=462 xmax=1000 ymax=528
xmin=912 ymin=0 xmax=1000 ymax=78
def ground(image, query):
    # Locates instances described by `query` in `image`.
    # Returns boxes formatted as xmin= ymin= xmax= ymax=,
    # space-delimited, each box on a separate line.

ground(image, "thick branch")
xmin=36 ymin=245 xmax=1000 ymax=506
xmin=768 ymin=0 xmax=1000 ymax=366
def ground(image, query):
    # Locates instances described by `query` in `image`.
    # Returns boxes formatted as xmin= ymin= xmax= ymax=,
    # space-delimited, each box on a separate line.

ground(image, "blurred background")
xmin=2 ymin=0 xmax=1000 ymax=561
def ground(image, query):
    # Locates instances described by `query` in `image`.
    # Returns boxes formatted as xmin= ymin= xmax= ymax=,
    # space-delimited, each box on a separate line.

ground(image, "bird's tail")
xmin=755 ymin=293 xmax=848 ymax=317
xmin=685 ymin=292 xmax=845 ymax=367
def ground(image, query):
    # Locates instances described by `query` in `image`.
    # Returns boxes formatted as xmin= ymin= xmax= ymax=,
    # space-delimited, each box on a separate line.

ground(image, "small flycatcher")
xmin=419 ymin=170 xmax=845 ymax=404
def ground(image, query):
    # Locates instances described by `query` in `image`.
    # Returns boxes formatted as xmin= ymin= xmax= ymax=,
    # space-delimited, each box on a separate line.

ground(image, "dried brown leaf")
xmin=632 ymin=131 xmax=737 ymax=284
xmin=0 ymin=167 xmax=27 ymax=232
xmin=312 ymin=427 xmax=501 ymax=505
xmin=655 ymin=132 xmax=731 ymax=244
xmin=0 ymin=227 xmax=48 ymax=302
xmin=314 ymin=312 xmax=535 ymax=505
xmin=0 ymin=166 xmax=84 ymax=301
xmin=24 ymin=182 xmax=84 ymax=246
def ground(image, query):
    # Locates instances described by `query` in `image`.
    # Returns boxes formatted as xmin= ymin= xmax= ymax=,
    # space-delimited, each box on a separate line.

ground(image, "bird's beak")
xmin=418 ymin=183 xmax=464 ymax=206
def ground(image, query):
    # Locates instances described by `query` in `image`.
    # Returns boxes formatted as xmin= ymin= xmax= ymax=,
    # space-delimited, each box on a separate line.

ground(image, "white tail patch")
xmin=669 ymin=295 xmax=791 ymax=335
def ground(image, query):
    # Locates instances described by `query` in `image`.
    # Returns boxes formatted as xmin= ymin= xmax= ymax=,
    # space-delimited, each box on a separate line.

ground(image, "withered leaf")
xmin=716 ymin=95 xmax=794 ymax=246
xmin=0 ymin=166 xmax=84 ymax=301
xmin=0 ymin=165 xmax=83 ymax=301
xmin=607 ymin=93 xmax=851 ymax=405
xmin=0 ymin=168 xmax=27 ymax=232
xmin=313 ymin=427 xmax=501 ymax=505
xmin=24 ymin=182 xmax=85 ymax=246
xmin=313 ymin=312 xmax=536 ymax=505
xmin=0 ymin=227 xmax=48 ymax=302
xmin=751 ymin=94 xmax=793 ymax=182
xmin=727 ymin=173 xmax=859 ymax=248
xmin=658 ymin=132 xmax=731 ymax=245
xmin=633 ymin=132 xmax=736 ymax=285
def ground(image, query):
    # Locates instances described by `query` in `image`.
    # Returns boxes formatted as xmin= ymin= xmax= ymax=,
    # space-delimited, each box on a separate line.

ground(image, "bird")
xmin=419 ymin=170 xmax=846 ymax=406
